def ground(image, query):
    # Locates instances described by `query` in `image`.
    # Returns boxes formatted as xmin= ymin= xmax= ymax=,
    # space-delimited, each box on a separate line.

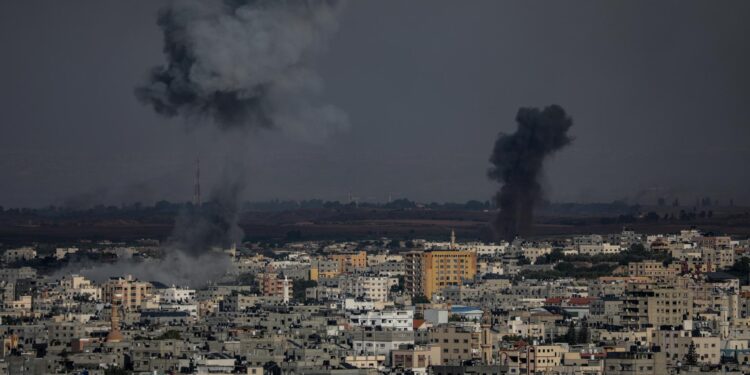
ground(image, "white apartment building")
xmin=157 ymin=286 xmax=196 ymax=303
xmin=348 ymin=308 xmax=414 ymax=331
xmin=55 ymin=247 xmax=79 ymax=260
xmin=341 ymin=275 xmax=398 ymax=302
xmin=522 ymin=245 xmax=553 ymax=264
xmin=59 ymin=275 xmax=101 ymax=300
xmin=3 ymin=247 xmax=37 ymax=263
xmin=578 ymin=243 xmax=622 ymax=256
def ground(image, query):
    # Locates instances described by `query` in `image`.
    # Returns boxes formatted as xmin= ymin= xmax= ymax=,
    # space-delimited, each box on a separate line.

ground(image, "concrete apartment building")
xmin=621 ymin=284 xmax=693 ymax=330
xmin=653 ymin=328 xmax=721 ymax=365
xmin=521 ymin=245 xmax=552 ymax=264
xmin=101 ymin=275 xmax=153 ymax=311
xmin=404 ymin=250 xmax=477 ymax=299
xmin=341 ymin=275 xmax=397 ymax=302
xmin=698 ymin=236 xmax=732 ymax=249
xmin=351 ymin=329 xmax=415 ymax=358
xmin=347 ymin=308 xmax=414 ymax=331
xmin=428 ymin=324 xmax=492 ymax=365
xmin=59 ymin=274 xmax=101 ymax=300
xmin=604 ymin=349 xmax=667 ymax=375
xmin=578 ymin=243 xmax=622 ymax=256
xmin=519 ymin=345 xmax=567 ymax=374
xmin=391 ymin=345 xmax=442 ymax=374
xmin=330 ymin=251 xmax=368 ymax=274
xmin=257 ymin=271 xmax=292 ymax=302
xmin=701 ymin=247 xmax=735 ymax=270
xmin=628 ymin=260 xmax=680 ymax=280
xmin=310 ymin=258 xmax=340 ymax=280
xmin=3 ymin=247 xmax=37 ymax=263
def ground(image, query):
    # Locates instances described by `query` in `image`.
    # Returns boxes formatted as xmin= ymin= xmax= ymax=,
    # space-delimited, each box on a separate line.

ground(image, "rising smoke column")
xmin=168 ymin=176 xmax=245 ymax=256
xmin=135 ymin=0 xmax=348 ymax=138
xmin=115 ymin=0 xmax=348 ymax=285
xmin=487 ymin=105 xmax=573 ymax=241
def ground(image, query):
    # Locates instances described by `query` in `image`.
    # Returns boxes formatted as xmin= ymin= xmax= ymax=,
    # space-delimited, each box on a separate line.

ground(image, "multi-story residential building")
xmin=257 ymin=271 xmax=292 ymax=302
xmin=310 ymin=258 xmax=340 ymax=280
xmin=604 ymin=349 xmax=667 ymax=375
xmin=102 ymin=275 xmax=153 ymax=311
xmin=621 ymin=284 xmax=693 ymax=330
xmin=698 ymin=236 xmax=732 ymax=249
xmin=517 ymin=345 xmax=567 ymax=374
xmin=59 ymin=274 xmax=101 ymax=300
xmin=589 ymin=296 xmax=623 ymax=326
xmin=3 ymin=247 xmax=37 ymax=263
xmin=428 ymin=325 xmax=488 ymax=365
xmin=653 ymin=327 xmax=721 ymax=365
xmin=305 ymin=285 xmax=341 ymax=301
xmin=0 ymin=267 xmax=36 ymax=283
xmin=404 ymin=250 xmax=477 ymax=299
xmin=522 ymin=245 xmax=552 ymax=264
xmin=352 ymin=329 xmax=415 ymax=358
xmin=578 ymin=243 xmax=622 ymax=256
xmin=391 ymin=345 xmax=442 ymax=375
xmin=329 ymin=251 xmax=368 ymax=274
xmin=156 ymin=286 xmax=196 ymax=303
xmin=701 ymin=247 xmax=735 ymax=270
xmin=54 ymin=247 xmax=79 ymax=260
xmin=506 ymin=317 xmax=545 ymax=339
xmin=628 ymin=260 xmax=680 ymax=280
xmin=574 ymin=234 xmax=604 ymax=247
xmin=348 ymin=308 xmax=414 ymax=331
xmin=371 ymin=261 xmax=405 ymax=277
xmin=341 ymin=275 xmax=397 ymax=302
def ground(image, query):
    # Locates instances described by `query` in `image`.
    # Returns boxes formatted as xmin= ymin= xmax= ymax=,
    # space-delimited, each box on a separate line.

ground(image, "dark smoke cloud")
xmin=488 ymin=105 xmax=573 ymax=241
xmin=54 ymin=180 xmax=244 ymax=287
xmin=135 ymin=0 xmax=348 ymax=139
xmin=169 ymin=177 xmax=245 ymax=256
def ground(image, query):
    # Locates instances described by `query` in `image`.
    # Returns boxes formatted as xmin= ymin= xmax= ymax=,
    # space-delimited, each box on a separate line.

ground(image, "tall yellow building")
xmin=404 ymin=250 xmax=477 ymax=299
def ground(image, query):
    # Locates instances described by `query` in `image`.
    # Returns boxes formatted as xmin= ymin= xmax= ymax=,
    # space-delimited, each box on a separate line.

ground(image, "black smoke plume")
xmin=135 ymin=0 xmax=348 ymax=137
xmin=169 ymin=178 xmax=245 ymax=256
xmin=488 ymin=105 xmax=573 ymax=241
xmin=54 ymin=179 xmax=244 ymax=287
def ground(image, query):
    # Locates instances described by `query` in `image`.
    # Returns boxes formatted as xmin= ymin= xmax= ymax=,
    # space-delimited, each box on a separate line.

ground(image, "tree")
xmin=391 ymin=276 xmax=405 ymax=293
xmin=412 ymin=295 xmax=430 ymax=304
xmin=293 ymin=279 xmax=317 ymax=301
xmin=577 ymin=320 xmax=589 ymax=344
xmin=727 ymin=257 xmax=750 ymax=282
xmin=156 ymin=330 xmax=181 ymax=340
xmin=643 ymin=211 xmax=660 ymax=222
xmin=564 ymin=321 xmax=577 ymax=345
xmin=684 ymin=342 xmax=698 ymax=366
xmin=536 ymin=248 xmax=565 ymax=264
xmin=104 ymin=367 xmax=130 ymax=375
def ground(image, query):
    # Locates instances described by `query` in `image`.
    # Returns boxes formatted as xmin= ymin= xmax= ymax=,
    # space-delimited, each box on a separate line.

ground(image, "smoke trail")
xmin=487 ymin=105 xmax=573 ymax=241
xmin=135 ymin=0 xmax=348 ymax=138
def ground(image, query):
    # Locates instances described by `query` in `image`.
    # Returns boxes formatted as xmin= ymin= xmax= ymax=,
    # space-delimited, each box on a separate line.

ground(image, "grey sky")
xmin=0 ymin=1 xmax=748 ymax=208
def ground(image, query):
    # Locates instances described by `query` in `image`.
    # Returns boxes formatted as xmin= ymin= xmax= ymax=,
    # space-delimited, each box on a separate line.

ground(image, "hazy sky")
xmin=1 ymin=1 xmax=749 ymax=208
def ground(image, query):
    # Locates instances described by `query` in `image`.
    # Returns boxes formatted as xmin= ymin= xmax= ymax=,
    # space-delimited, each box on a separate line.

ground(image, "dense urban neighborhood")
xmin=1 ymin=228 xmax=749 ymax=374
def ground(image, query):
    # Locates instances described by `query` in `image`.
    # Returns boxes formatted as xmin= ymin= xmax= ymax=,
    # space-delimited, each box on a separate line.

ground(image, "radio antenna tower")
xmin=193 ymin=158 xmax=201 ymax=206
